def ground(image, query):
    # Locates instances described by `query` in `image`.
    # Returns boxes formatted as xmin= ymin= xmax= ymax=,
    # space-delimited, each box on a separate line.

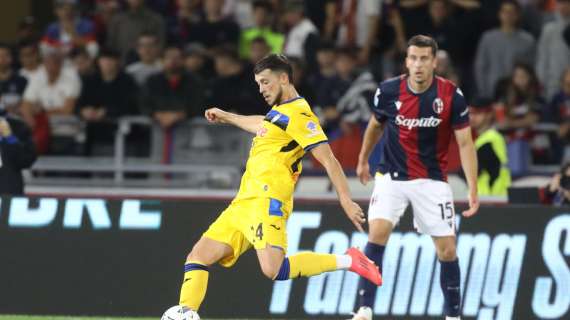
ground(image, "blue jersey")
xmin=373 ymin=75 xmax=469 ymax=182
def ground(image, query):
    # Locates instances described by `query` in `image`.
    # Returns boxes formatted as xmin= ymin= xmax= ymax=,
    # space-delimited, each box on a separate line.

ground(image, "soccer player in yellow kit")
xmin=177 ymin=54 xmax=382 ymax=319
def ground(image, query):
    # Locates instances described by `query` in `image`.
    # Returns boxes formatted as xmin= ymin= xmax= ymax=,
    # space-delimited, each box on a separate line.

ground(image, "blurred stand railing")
xmin=28 ymin=117 xmax=252 ymax=188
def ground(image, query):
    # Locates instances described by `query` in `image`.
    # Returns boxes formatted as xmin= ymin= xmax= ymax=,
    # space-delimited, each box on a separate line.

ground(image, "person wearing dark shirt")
xmin=207 ymin=47 xmax=266 ymax=115
xmin=143 ymin=46 xmax=204 ymax=129
xmin=0 ymin=44 xmax=28 ymax=116
xmin=0 ymin=107 xmax=36 ymax=195
xmin=78 ymin=49 xmax=138 ymax=155
xmin=185 ymin=0 xmax=240 ymax=49
xmin=469 ymin=100 xmax=511 ymax=196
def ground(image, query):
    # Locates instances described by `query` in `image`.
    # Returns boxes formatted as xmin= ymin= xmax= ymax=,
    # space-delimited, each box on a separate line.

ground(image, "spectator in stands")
xmin=315 ymin=47 xmax=357 ymax=134
xmin=16 ymin=16 xmax=40 ymax=45
xmin=248 ymin=36 xmax=272 ymax=65
xmin=304 ymin=0 xmax=337 ymax=41
xmin=79 ymin=49 xmax=138 ymax=155
xmin=536 ymin=0 xmax=570 ymax=100
xmin=143 ymin=46 xmax=204 ymax=129
xmin=282 ymin=0 xmax=319 ymax=61
xmin=17 ymin=41 xmax=41 ymax=81
xmin=546 ymin=68 xmax=570 ymax=161
xmin=183 ymin=43 xmax=211 ymax=81
xmin=239 ymin=0 xmax=284 ymax=59
xmin=474 ymin=0 xmax=536 ymax=100
xmin=544 ymin=162 xmax=570 ymax=205
xmin=70 ymin=47 xmax=96 ymax=79
xmin=184 ymin=0 xmax=241 ymax=50
xmin=126 ymin=33 xmax=163 ymax=87
xmin=0 ymin=101 xmax=37 ymax=195
xmin=91 ymin=0 xmax=120 ymax=45
xmin=336 ymin=0 xmax=381 ymax=65
xmin=309 ymin=41 xmax=337 ymax=83
xmin=41 ymin=0 xmax=99 ymax=58
xmin=288 ymin=57 xmax=314 ymax=104
xmin=166 ymin=0 xmax=202 ymax=45
xmin=106 ymin=0 xmax=165 ymax=63
xmin=207 ymin=47 xmax=266 ymax=115
xmin=435 ymin=50 xmax=460 ymax=85
xmin=0 ymin=44 xmax=28 ymax=116
xmin=21 ymin=49 xmax=81 ymax=153
xmin=496 ymin=63 xmax=543 ymax=131
xmin=469 ymin=99 xmax=512 ymax=196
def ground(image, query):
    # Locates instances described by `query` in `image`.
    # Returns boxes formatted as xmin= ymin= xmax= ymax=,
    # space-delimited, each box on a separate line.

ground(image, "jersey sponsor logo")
xmin=432 ymin=98 xmax=444 ymax=114
xmin=395 ymin=101 xmax=402 ymax=110
xmin=306 ymin=121 xmax=320 ymax=137
xmin=395 ymin=115 xmax=442 ymax=130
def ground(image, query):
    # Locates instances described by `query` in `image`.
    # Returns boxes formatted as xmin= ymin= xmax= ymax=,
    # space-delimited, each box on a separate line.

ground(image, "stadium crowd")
xmin=0 ymin=0 xmax=569 ymax=174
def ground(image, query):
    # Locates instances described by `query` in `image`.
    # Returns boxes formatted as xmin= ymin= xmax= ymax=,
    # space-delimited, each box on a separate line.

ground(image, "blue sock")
xmin=357 ymin=242 xmax=385 ymax=308
xmin=440 ymin=259 xmax=461 ymax=317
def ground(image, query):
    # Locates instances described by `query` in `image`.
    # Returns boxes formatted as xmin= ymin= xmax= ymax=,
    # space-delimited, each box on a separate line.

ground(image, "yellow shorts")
xmin=203 ymin=197 xmax=291 ymax=268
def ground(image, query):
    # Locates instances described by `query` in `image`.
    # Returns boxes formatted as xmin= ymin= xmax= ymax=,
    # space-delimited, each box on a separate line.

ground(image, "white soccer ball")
xmin=161 ymin=305 xmax=200 ymax=320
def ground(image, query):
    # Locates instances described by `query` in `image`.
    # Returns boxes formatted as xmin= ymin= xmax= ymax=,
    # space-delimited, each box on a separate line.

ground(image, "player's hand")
xmin=356 ymin=160 xmax=372 ymax=185
xmin=462 ymin=191 xmax=479 ymax=218
xmin=341 ymin=198 xmax=366 ymax=232
xmin=205 ymin=108 xmax=227 ymax=124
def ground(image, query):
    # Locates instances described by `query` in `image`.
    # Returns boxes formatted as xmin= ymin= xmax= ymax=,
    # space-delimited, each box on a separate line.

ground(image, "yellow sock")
xmin=179 ymin=261 xmax=209 ymax=311
xmin=287 ymin=252 xmax=338 ymax=279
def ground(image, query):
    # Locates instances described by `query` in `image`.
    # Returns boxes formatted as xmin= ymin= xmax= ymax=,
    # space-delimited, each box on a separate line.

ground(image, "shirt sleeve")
xmin=23 ymin=76 xmax=39 ymax=104
xmin=285 ymin=108 xmax=328 ymax=151
xmin=451 ymin=87 xmax=469 ymax=129
xmin=371 ymin=85 xmax=388 ymax=123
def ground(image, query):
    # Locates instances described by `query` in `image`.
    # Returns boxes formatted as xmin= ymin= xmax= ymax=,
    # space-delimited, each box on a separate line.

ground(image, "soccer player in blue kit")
xmin=350 ymin=35 xmax=480 ymax=320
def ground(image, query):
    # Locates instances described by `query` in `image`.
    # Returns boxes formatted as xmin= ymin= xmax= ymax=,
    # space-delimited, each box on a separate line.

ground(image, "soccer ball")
xmin=161 ymin=305 xmax=200 ymax=320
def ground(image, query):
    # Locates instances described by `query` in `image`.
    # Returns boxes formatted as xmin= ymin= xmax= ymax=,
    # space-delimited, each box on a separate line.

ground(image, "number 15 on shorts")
xmin=438 ymin=201 xmax=453 ymax=221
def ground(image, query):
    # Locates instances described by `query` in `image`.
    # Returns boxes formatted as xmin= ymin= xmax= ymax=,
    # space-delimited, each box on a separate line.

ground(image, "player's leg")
xmin=180 ymin=203 xmax=250 ymax=313
xmin=433 ymin=235 xmax=461 ymax=320
xmin=354 ymin=174 xmax=408 ymax=319
xmin=256 ymin=244 xmax=380 ymax=283
xmin=250 ymin=199 xmax=380 ymax=284
xmin=179 ymin=237 xmax=233 ymax=311
xmin=408 ymin=179 xmax=460 ymax=319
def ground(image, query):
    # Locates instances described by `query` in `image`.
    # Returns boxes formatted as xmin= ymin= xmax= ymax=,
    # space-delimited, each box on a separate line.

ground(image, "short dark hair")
xmin=501 ymin=0 xmax=521 ymax=11
xmin=253 ymin=0 xmax=272 ymax=12
xmin=253 ymin=54 xmax=293 ymax=81
xmin=98 ymin=48 xmax=120 ymax=59
xmin=407 ymin=35 xmax=438 ymax=56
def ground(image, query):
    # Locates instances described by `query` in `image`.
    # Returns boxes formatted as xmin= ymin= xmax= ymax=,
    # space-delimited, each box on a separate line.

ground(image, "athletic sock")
xmin=179 ymin=261 xmax=209 ymax=311
xmin=357 ymin=242 xmax=385 ymax=308
xmin=440 ymin=259 xmax=461 ymax=317
xmin=274 ymin=252 xmax=338 ymax=280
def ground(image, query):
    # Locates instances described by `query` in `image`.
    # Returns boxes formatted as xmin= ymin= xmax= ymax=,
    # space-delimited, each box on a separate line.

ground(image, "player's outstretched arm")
xmin=357 ymin=116 xmax=385 ymax=185
xmin=455 ymin=126 xmax=479 ymax=217
xmin=205 ymin=107 xmax=264 ymax=134
xmin=311 ymin=143 xmax=365 ymax=232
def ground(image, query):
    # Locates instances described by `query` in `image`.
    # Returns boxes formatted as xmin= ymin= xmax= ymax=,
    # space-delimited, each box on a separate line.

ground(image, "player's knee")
xmin=187 ymin=245 xmax=212 ymax=266
xmin=437 ymin=244 xmax=457 ymax=261
xmin=259 ymin=261 xmax=280 ymax=279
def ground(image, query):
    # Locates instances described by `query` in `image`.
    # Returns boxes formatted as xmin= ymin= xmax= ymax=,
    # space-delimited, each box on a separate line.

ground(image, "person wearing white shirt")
xmin=21 ymin=50 xmax=81 ymax=128
xmin=283 ymin=0 xmax=319 ymax=59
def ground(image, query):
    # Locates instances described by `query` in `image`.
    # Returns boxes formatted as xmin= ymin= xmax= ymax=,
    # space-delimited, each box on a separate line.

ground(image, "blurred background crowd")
xmin=1 ymin=0 xmax=570 ymax=186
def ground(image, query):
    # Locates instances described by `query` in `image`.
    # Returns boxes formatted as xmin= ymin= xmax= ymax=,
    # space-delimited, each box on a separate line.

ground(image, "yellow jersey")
xmin=235 ymin=97 xmax=328 ymax=203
